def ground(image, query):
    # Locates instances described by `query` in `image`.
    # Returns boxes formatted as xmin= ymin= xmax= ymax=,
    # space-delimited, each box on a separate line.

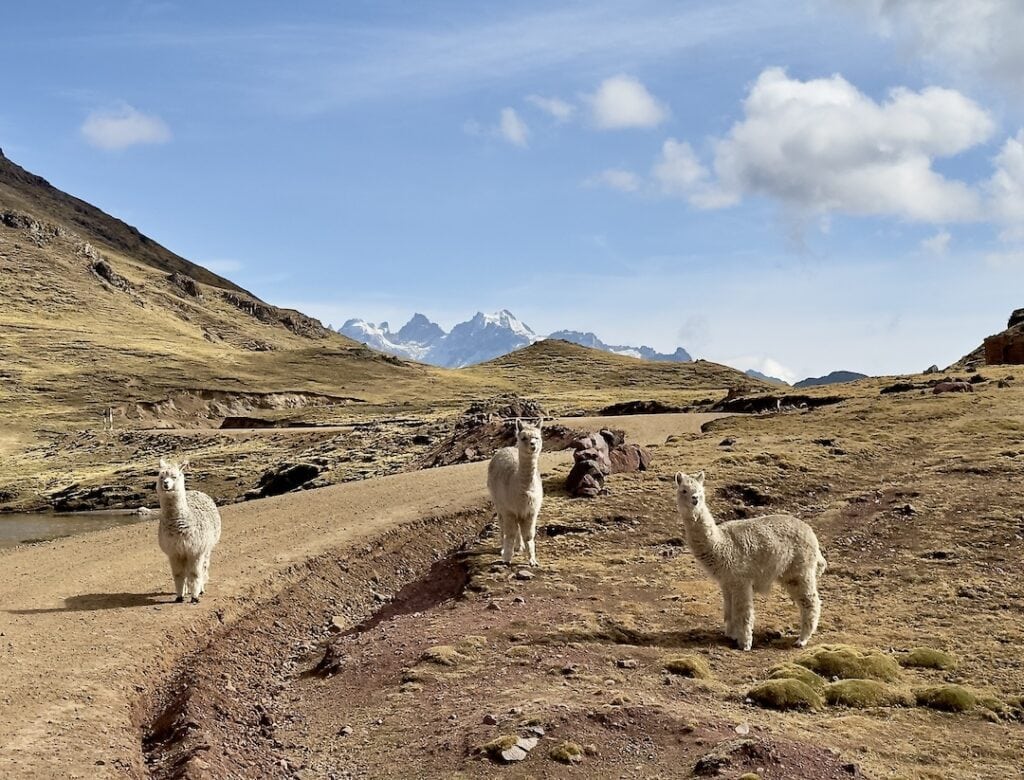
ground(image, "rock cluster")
xmin=566 ymin=429 xmax=652 ymax=498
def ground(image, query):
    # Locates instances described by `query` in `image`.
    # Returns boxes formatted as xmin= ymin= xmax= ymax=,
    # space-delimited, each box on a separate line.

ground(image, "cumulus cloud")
xmin=498 ymin=107 xmax=529 ymax=147
xmin=526 ymin=94 xmax=575 ymax=122
xmin=587 ymin=75 xmax=668 ymax=130
xmin=920 ymin=230 xmax=952 ymax=254
xmin=585 ymin=168 xmax=641 ymax=192
xmin=81 ymin=103 xmax=172 ymax=150
xmin=840 ymin=0 xmax=1024 ymax=97
xmin=689 ymin=68 xmax=994 ymax=222
xmin=987 ymin=130 xmax=1024 ymax=241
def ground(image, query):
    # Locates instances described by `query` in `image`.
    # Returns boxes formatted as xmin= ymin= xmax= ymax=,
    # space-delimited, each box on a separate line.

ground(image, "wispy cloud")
xmin=80 ymin=103 xmax=171 ymax=150
xmin=921 ymin=230 xmax=952 ymax=254
xmin=585 ymin=168 xmax=641 ymax=192
xmin=498 ymin=107 xmax=529 ymax=147
xmin=526 ymin=94 xmax=575 ymax=122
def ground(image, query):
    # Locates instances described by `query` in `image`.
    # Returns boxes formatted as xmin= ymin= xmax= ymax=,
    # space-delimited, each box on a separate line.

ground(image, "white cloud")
xmin=987 ymin=130 xmax=1024 ymax=241
xmin=498 ymin=107 xmax=529 ymax=147
xmin=80 ymin=103 xmax=172 ymax=150
xmin=725 ymin=355 xmax=799 ymax=385
xmin=526 ymin=94 xmax=575 ymax=122
xmin=587 ymin=75 xmax=668 ymax=130
xmin=585 ymin=168 xmax=641 ymax=192
xmin=921 ymin=230 xmax=952 ymax=254
xmin=650 ymin=138 xmax=729 ymax=206
xmin=840 ymin=0 xmax=1024 ymax=97
xmin=693 ymin=68 xmax=994 ymax=222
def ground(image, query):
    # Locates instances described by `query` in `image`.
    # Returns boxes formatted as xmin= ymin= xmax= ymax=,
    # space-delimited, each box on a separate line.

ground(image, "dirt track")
xmin=0 ymin=413 xmax=715 ymax=778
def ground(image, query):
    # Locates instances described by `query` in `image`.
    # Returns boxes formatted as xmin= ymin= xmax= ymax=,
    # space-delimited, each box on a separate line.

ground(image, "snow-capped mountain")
xmin=548 ymin=330 xmax=692 ymax=362
xmin=339 ymin=311 xmax=692 ymax=368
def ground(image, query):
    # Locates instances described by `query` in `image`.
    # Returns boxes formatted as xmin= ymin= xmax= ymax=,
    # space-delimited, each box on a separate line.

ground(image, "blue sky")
xmin=3 ymin=1 xmax=1024 ymax=382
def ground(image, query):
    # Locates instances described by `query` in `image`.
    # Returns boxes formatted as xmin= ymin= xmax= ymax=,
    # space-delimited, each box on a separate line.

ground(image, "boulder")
xmin=254 ymin=462 xmax=323 ymax=497
xmin=932 ymin=381 xmax=974 ymax=394
xmin=923 ymin=364 xmax=940 ymax=374
xmin=566 ymin=460 xmax=605 ymax=498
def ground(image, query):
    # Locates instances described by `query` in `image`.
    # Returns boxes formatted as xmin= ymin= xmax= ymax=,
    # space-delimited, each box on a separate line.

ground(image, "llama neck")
xmin=518 ymin=449 xmax=540 ymax=485
xmin=159 ymin=486 xmax=189 ymax=522
xmin=682 ymin=500 xmax=724 ymax=549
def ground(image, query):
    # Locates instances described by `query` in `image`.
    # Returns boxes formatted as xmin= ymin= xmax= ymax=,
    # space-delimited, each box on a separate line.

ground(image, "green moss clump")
xmin=420 ymin=645 xmax=462 ymax=667
xmin=747 ymin=679 xmax=823 ymax=711
xmin=664 ymin=654 xmax=712 ymax=679
xmin=549 ymin=741 xmax=584 ymax=764
xmin=458 ymin=635 xmax=488 ymax=652
xmin=795 ymin=644 xmax=901 ymax=682
xmin=739 ymin=775 xmax=761 ymax=780
xmin=768 ymin=663 xmax=827 ymax=693
xmin=825 ymin=679 xmax=914 ymax=708
xmin=479 ymin=735 xmax=520 ymax=759
xmin=899 ymin=647 xmax=959 ymax=671
xmin=914 ymin=684 xmax=977 ymax=712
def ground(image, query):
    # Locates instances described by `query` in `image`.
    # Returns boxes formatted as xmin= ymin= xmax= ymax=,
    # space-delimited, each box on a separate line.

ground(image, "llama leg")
xmin=734 ymin=583 xmax=755 ymax=651
xmin=520 ymin=514 xmax=538 ymax=567
xmin=170 ymin=556 xmax=187 ymax=603
xmin=786 ymin=577 xmax=821 ymax=647
xmin=197 ymin=551 xmax=211 ymax=596
xmin=185 ymin=557 xmax=204 ymax=604
xmin=721 ymin=584 xmax=735 ymax=640
xmin=499 ymin=513 xmax=517 ymax=564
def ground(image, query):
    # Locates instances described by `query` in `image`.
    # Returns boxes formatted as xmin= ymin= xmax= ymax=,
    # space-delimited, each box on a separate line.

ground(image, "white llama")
xmin=156 ymin=458 xmax=222 ymax=603
xmin=487 ymin=419 xmax=543 ymax=566
xmin=674 ymin=471 xmax=826 ymax=650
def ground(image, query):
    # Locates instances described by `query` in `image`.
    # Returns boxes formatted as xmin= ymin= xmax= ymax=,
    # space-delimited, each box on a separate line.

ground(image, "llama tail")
xmin=816 ymin=552 xmax=828 ymax=576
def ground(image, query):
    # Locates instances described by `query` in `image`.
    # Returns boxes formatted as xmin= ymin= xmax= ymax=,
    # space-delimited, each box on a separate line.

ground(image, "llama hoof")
xmin=174 ymin=595 xmax=185 ymax=604
xmin=794 ymin=638 xmax=808 ymax=648
xmin=190 ymin=596 xmax=200 ymax=604
xmin=738 ymin=639 xmax=753 ymax=651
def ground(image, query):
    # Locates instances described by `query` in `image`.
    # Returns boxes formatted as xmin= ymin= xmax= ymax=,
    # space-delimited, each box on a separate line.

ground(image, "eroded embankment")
xmin=138 ymin=508 xmax=490 ymax=779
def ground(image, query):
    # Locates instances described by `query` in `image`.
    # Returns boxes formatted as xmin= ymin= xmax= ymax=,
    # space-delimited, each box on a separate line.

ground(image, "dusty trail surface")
xmin=0 ymin=413 xmax=713 ymax=778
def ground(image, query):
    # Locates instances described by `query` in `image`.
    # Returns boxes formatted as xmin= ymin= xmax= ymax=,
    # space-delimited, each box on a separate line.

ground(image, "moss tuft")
xmin=663 ymin=654 xmax=712 ymax=679
xmin=458 ymin=635 xmax=488 ymax=653
xmin=825 ymin=679 xmax=914 ymax=708
xmin=420 ymin=645 xmax=463 ymax=667
xmin=899 ymin=647 xmax=959 ymax=671
xmin=915 ymin=684 xmax=977 ymax=712
xmin=768 ymin=663 xmax=827 ymax=693
xmin=795 ymin=644 xmax=901 ymax=682
xmin=549 ymin=740 xmax=584 ymax=764
xmin=479 ymin=735 xmax=520 ymax=758
xmin=747 ymin=678 xmax=823 ymax=711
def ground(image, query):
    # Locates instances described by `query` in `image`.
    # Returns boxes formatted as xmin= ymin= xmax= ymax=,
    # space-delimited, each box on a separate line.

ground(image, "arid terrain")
xmin=2 ymin=148 xmax=1023 ymax=779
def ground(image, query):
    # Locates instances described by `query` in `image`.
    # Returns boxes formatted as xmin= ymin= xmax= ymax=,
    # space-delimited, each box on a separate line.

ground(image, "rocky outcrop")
xmin=598 ymin=400 xmax=684 ymax=416
xmin=711 ymin=394 xmax=842 ymax=414
xmin=250 ymin=462 xmax=324 ymax=498
xmin=958 ymin=308 xmax=1024 ymax=367
xmin=933 ymin=381 xmax=973 ymax=394
xmin=566 ymin=429 xmax=652 ymax=498
xmin=169 ymin=272 xmax=202 ymax=299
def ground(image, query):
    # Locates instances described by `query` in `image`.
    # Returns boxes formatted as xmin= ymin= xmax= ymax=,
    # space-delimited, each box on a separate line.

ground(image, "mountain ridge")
xmin=340 ymin=311 xmax=692 ymax=368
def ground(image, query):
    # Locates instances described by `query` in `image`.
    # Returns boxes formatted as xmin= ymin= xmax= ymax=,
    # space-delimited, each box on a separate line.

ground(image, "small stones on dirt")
xmin=512 ymin=596 xmax=526 ymax=604
xmin=549 ymin=740 xmax=584 ymax=764
xmin=515 ymin=569 xmax=534 ymax=581
xmin=482 ymin=714 xmax=498 ymax=725
xmin=486 ymin=601 xmax=501 ymax=611
xmin=337 ymin=725 xmax=353 ymax=737
xmin=617 ymin=658 xmax=638 ymax=669
xmin=693 ymin=738 xmax=763 ymax=776
xmin=719 ymin=437 xmax=737 ymax=446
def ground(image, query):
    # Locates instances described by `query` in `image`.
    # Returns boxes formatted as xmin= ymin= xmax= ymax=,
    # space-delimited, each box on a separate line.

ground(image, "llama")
xmin=487 ymin=419 xmax=543 ymax=566
xmin=156 ymin=458 xmax=222 ymax=603
xmin=674 ymin=471 xmax=826 ymax=650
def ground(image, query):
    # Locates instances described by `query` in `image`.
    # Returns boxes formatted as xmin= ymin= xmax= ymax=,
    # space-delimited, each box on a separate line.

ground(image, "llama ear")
xmin=159 ymin=458 xmax=168 ymax=470
xmin=674 ymin=471 xmax=684 ymax=486
xmin=180 ymin=459 xmax=190 ymax=472
xmin=514 ymin=418 xmax=522 ymax=433
xmin=696 ymin=470 xmax=705 ymax=485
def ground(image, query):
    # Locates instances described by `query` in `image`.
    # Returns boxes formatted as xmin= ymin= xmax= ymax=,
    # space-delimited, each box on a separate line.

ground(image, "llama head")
xmin=514 ymin=418 xmax=543 ymax=455
xmin=157 ymin=458 xmax=189 ymax=493
xmin=674 ymin=470 xmax=706 ymax=512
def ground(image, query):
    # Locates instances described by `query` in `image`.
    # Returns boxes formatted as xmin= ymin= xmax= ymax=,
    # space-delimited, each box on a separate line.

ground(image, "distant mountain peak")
xmin=339 ymin=310 xmax=691 ymax=368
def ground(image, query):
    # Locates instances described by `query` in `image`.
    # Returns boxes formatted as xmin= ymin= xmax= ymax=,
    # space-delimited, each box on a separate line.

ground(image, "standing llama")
xmin=674 ymin=471 xmax=826 ymax=650
xmin=156 ymin=458 xmax=222 ymax=603
xmin=487 ymin=419 xmax=543 ymax=566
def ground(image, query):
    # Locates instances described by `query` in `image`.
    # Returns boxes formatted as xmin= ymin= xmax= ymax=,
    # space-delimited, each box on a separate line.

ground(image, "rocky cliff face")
xmin=959 ymin=309 xmax=1024 ymax=367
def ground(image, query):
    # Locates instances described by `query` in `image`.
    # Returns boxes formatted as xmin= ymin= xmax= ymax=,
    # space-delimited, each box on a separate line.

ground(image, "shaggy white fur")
xmin=156 ymin=458 xmax=222 ymax=603
xmin=487 ymin=420 xmax=543 ymax=566
xmin=674 ymin=471 xmax=826 ymax=650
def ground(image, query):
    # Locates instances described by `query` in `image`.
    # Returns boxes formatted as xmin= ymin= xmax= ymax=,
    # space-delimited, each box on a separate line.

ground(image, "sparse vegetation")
xmin=915 ymin=685 xmax=977 ymax=713
xmin=664 ymin=654 xmax=712 ymax=679
xmin=747 ymin=679 xmax=824 ymax=711
xmin=824 ymin=679 xmax=914 ymax=708
xmin=795 ymin=644 xmax=902 ymax=682
xmin=549 ymin=740 xmax=584 ymax=764
xmin=899 ymin=647 xmax=959 ymax=670
xmin=767 ymin=663 xmax=827 ymax=693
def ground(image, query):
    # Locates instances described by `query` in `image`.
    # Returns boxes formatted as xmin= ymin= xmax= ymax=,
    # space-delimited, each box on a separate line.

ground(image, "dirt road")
xmin=0 ymin=413 xmax=715 ymax=777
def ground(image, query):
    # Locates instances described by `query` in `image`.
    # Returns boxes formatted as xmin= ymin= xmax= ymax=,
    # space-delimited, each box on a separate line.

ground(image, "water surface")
xmin=0 ymin=511 xmax=148 ymax=549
